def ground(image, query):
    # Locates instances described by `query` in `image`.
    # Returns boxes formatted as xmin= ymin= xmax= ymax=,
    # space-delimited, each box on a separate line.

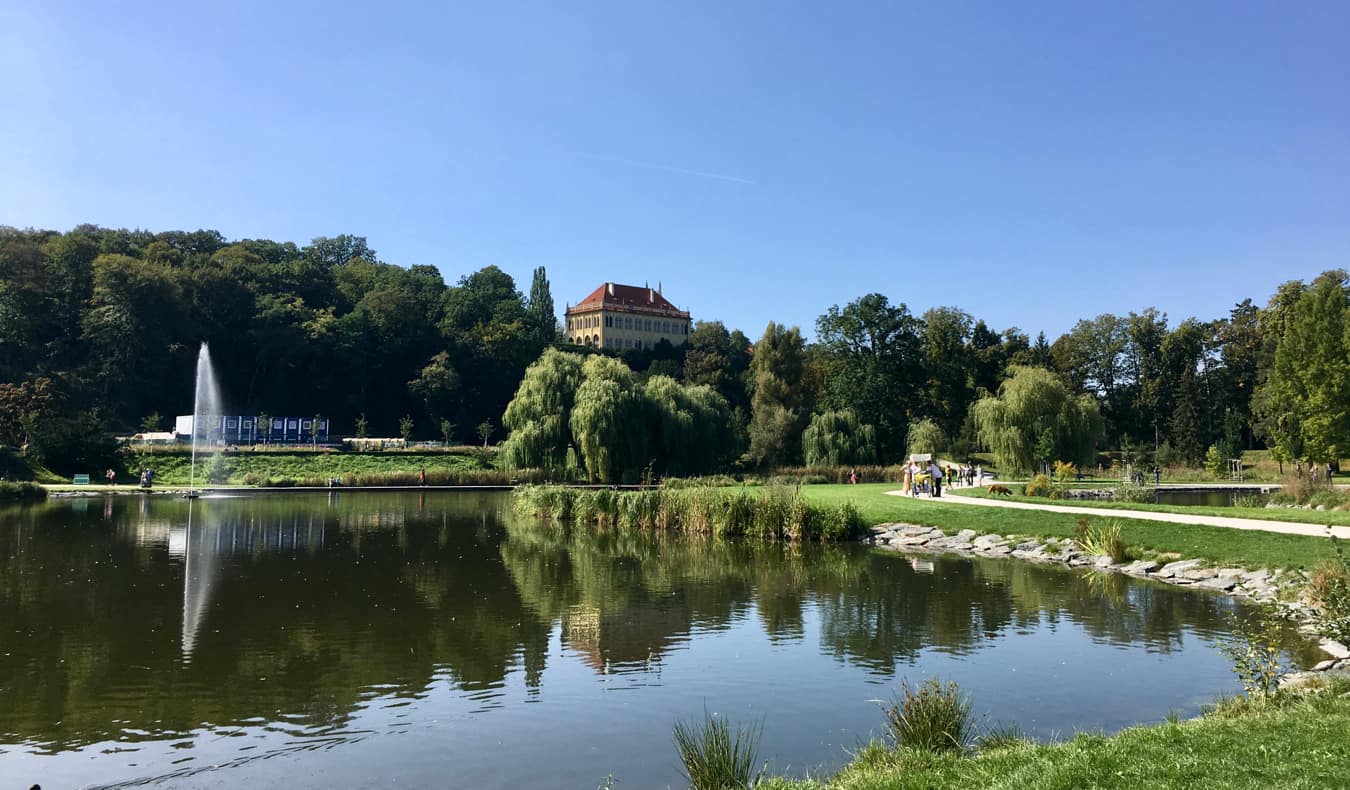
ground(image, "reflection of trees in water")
xmin=0 ymin=493 xmax=1279 ymax=755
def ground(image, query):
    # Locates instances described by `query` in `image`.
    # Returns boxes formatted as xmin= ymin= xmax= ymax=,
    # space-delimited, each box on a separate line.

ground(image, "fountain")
xmin=186 ymin=343 xmax=224 ymax=497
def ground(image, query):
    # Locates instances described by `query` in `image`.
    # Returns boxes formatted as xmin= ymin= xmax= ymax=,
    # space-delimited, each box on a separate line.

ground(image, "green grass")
xmin=116 ymin=450 xmax=490 ymax=486
xmin=797 ymin=484 xmax=1338 ymax=570
xmin=948 ymin=485 xmax=1350 ymax=528
xmin=757 ymin=680 xmax=1350 ymax=789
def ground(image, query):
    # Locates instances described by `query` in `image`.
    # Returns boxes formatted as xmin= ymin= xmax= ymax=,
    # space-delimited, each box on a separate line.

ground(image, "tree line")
xmin=1 ymin=225 xmax=1346 ymax=477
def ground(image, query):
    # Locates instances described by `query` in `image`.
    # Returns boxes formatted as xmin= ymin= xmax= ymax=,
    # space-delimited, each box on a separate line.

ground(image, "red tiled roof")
xmin=567 ymin=283 xmax=690 ymax=318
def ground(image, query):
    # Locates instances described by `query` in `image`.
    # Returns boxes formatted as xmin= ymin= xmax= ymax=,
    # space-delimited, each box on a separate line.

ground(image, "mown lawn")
xmin=117 ymin=450 xmax=485 ymax=485
xmin=948 ymin=484 xmax=1350 ymax=528
xmin=797 ymin=484 xmax=1338 ymax=570
xmin=759 ymin=681 xmax=1350 ymax=789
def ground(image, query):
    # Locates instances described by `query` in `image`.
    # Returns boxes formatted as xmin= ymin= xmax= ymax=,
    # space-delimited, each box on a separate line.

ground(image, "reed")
xmin=673 ymin=712 xmax=763 ymax=790
xmin=512 ymin=484 xmax=866 ymax=542
xmin=884 ymin=678 xmax=973 ymax=753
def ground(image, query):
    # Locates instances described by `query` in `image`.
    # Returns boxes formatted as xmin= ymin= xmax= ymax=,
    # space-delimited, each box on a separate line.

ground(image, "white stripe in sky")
xmin=574 ymin=151 xmax=757 ymax=185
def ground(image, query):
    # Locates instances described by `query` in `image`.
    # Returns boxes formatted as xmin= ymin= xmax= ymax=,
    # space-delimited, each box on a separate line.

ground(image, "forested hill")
xmin=0 ymin=225 xmax=557 ymax=447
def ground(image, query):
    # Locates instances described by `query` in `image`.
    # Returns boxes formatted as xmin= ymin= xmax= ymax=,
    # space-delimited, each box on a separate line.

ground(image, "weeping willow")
xmin=972 ymin=365 xmax=1103 ymax=473
xmin=801 ymin=409 xmax=878 ymax=466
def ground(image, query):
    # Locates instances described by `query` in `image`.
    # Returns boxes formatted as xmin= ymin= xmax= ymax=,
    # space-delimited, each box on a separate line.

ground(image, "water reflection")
xmin=0 ymin=492 xmax=1322 ymax=788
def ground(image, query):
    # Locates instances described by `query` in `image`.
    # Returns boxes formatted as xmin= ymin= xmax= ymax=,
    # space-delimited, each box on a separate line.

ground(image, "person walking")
xmin=849 ymin=469 xmax=857 ymax=485
xmin=105 ymin=468 xmax=116 ymax=486
xmin=418 ymin=467 xmax=427 ymax=487
xmin=928 ymin=461 xmax=943 ymax=498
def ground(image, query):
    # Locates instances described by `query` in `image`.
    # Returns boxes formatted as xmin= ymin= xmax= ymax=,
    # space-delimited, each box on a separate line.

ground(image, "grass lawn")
xmin=947 ymin=485 xmax=1350 ymax=528
xmin=759 ymin=680 xmax=1350 ymax=789
xmin=115 ymin=450 xmax=487 ymax=485
xmin=797 ymin=484 xmax=1338 ymax=570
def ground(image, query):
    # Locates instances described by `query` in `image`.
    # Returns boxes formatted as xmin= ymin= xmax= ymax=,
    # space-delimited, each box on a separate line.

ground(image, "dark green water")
xmin=0 ymin=492 xmax=1317 ymax=788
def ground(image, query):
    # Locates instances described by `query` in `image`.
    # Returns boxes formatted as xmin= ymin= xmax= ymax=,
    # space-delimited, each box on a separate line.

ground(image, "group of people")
xmin=101 ymin=468 xmax=158 ymax=488
xmin=901 ymin=461 xmax=983 ymax=498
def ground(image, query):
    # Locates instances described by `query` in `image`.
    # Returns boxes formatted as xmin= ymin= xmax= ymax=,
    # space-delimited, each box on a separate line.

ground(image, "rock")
xmin=1194 ymin=577 xmax=1238 ymax=592
xmin=1183 ymin=567 xmax=1219 ymax=581
xmin=1093 ymin=555 xmax=1114 ymax=568
xmin=955 ymin=529 xmax=977 ymax=543
xmin=1156 ymin=559 xmax=1203 ymax=578
xmin=1217 ymin=568 xmax=1246 ymax=579
xmin=895 ymin=535 xmax=933 ymax=546
xmin=1068 ymin=556 xmax=1093 ymax=566
xmin=1122 ymin=560 xmax=1158 ymax=575
xmin=973 ymin=534 xmax=1007 ymax=549
xmin=978 ymin=545 xmax=1012 ymax=556
xmin=1014 ymin=541 xmax=1041 ymax=552
xmin=895 ymin=525 xmax=937 ymax=537
xmin=1244 ymin=569 xmax=1271 ymax=583
xmin=1320 ymin=640 xmax=1350 ymax=660
xmin=1313 ymin=659 xmax=1338 ymax=672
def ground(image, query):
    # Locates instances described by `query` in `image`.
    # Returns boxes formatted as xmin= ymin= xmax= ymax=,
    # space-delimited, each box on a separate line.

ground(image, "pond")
xmin=0 ymin=492 xmax=1319 ymax=788
xmin=1151 ymin=489 xmax=1269 ymax=507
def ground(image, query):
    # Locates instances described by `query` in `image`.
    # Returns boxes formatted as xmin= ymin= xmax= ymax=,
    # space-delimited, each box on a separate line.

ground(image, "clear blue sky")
xmin=3 ymin=1 xmax=1347 ymax=339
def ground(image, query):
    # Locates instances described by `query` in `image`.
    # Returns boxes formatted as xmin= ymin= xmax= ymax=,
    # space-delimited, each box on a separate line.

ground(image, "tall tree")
xmin=972 ymin=366 xmax=1104 ymax=474
xmin=747 ymin=323 xmax=810 ymax=467
xmin=526 ymin=266 xmax=557 ymax=344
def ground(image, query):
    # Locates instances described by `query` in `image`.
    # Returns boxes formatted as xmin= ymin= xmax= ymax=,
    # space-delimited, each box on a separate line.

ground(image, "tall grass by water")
xmin=513 ymin=484 xmax=865 ymax=541
xmin=0 ymin=481 xmax=47 ymax=502
xmin=673 ymin=712 xmax=763 ymax=790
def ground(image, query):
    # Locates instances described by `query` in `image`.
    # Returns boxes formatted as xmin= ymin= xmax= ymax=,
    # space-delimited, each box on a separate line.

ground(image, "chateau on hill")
xmin=564 ymin=283 xmax=692 ymax=350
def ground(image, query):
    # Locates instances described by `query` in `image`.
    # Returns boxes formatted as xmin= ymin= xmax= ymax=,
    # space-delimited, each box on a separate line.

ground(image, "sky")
xmin=2 ymin=0 xmax=1347 ymax=340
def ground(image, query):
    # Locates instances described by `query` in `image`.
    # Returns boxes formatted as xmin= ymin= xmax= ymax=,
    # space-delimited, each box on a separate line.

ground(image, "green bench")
xmin=72 ymin=474 xmax=91 ymax=485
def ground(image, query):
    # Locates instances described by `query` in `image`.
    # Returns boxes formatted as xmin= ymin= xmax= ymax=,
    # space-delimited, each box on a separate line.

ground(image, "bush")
xmin=1218 ymin=604 xmax=1288 ymax=699
xmin=884 ymin=679 xmax=972 ymax=753
xmin=672 ymin=712 xmax=762 ymax=790
xmin=1024 ymin=474 xmax=1052 ymax=497
xmin=1308 ymin=490 xmax=1350 ymax=510
xmin=0 ymin=481 xmax=46 ymax=502
xmin=1052 ymin=460 xmax=1077 ymax=484
xmin=1205 ymin=445 xmax=1226 ymax=478
xmin=1308 ymin=538 xmax=1350 ymax=644
xmin=1114 ymin=480 xmax=1154 ymax=503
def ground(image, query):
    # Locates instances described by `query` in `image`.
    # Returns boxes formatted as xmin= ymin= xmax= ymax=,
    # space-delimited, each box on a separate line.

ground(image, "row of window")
xmin=566 ymin=313 xmax=689 ymax=335
xmin=570 ymin=335 xmax=659 ymax=350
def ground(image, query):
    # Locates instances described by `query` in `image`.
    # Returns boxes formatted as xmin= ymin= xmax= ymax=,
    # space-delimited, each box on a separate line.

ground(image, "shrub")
xmin=1308 ymin=538 xmax=1350 ymax=644
xmin=1052 ymin=460 xmax=1077 ymax=484
xmin=241 ymin=472 xmax=267 ymax=486
xmin=1218 ymin=603 xmax=1288 ymax=699
xmin=0 ymin=481 xmax=47 ymax=502
xmin=1204 ymin=445 xmax=1226 ymax=478
xmin=1024 ymin=474 xmax=1052 ymax=497
xmin=1233 ymin=493 xmax=1265 ymax=509
xmin=672 ymin=712 xmax=762 ymax=790
xmin=884 ymin=678 xmax=972 ymax=753
xmin=978 ymin=724 xmax=1027 ymax=752
xmin=1114 ymin=480 xmax=1153 ymax=503
xmin=1308 ymin=490 xmax=1350 ymax=510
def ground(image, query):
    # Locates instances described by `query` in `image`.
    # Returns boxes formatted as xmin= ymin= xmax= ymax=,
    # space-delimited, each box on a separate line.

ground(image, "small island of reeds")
xmin=512 ymin=484 xmax=865 ymax=541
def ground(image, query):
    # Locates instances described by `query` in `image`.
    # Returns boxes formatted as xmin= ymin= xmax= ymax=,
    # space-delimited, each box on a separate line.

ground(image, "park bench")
xmin=72 ymin=474 xmax=91 ymax=485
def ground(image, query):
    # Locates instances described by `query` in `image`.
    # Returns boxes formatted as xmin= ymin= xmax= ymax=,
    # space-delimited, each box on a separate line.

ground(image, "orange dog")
xmin=987 ymin=484 xmax=1013 ymax=496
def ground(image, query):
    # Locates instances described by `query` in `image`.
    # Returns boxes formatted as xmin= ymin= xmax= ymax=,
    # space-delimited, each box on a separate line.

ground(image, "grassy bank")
xmin=0 ymin=481 xmax=47 ymax=502
xmin=798 ymin=484 xmax=1338 ymax=570
xmin=119 ymin=449 xmax=513 ymax=486
xmin=948 ymin=485 xmax=1350 ymax=528
xmin=514 ymin=484 xmax=866 ymax=541
xmin=757 ymin=678 xmax=1350 ymax=789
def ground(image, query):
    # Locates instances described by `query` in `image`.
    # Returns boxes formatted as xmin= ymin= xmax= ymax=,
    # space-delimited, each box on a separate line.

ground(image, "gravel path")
xmin=887 ymin=488 xmax=1350 ymax=539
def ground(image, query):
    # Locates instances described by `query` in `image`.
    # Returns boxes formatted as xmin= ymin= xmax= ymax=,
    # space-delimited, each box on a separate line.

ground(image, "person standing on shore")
xmin=419 ymin=467 xmax=427 ymax=487
xmin=928 ymin=461 xmax=943 ymax=498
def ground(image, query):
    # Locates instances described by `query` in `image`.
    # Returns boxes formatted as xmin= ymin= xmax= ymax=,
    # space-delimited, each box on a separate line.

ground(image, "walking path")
xmin=886 ymin=488 xmax=1350 ymax=540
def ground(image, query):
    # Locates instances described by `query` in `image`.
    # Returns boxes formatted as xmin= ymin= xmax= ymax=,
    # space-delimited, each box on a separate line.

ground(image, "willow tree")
xmin=747 ymin=322 xmax=810 ymax=467
xmin=569 ymin=355 xmax=650 ymax=482
xmin=644 ymin=375 xmax=739 ymax=475
xmin=905 ymin=418 xmax=947 ymax=458
xmin=802 ymin=409 xmax=877 ymax=466
xmin=500 ymin=348 xmax=585 ymax=471
xmin=972 ymin=365 xmax=1103 ymax=474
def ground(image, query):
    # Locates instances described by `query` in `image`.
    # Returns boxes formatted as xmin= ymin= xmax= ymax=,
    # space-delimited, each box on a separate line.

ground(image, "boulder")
xmin=1320 ymin=640 xmax=1350 ymax=660
xmin=955 ymin=529 xmax=977 ymax=543
xmin=1182 ymin=567 xmax=1219 ymax=581
xmin=1122 ymin=560 xmax=1159 ymax=576
xmin=1156 ymin=559 xmax=1203 ymax=578
xmin=1194 ymin=577 xmax=1238 ymax=592
xmin=973 ymin=534 xmax=1007 ymax=549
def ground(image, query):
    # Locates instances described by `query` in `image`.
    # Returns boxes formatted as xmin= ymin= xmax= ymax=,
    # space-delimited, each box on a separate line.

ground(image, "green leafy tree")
xmin=905 ymin=418 xmax=948 ymax=458
xmin=747 ymin=322 xmax=810 ymax=467
xmin=440 ymin=418 xmax=455 ymax=446
xmin=1255 ymin=271 xmax=1350 ymax=463
xmin=526 ymin=266 xmax=557 ymax=344
xmin=802 ymin=409 xmax=877 ymax=466
xmin=399 ymin=415 xmax=415 ymax=444
xmin=569 ymin=356 xmax=649 ymax=482
xmin=140 ymin=412 xmax=163 ymax=433
xmin=972 ymin=366 xmax=1104 ymax=474
xmin=500 ymin=349 xmax=586 ymax=471
xmin=477 ymin=418 xmax=495 ymax=447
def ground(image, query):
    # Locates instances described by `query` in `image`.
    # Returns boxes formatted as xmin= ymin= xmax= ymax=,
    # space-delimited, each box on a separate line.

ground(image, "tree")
xmin=905 ymin=418 xmax=948 ymax=458
xmin=814 ymin=294 xmax=922 ymax=457
xmin=1255 ymin=271 xmax=1350 ymax=463
xmin=408 ymin=351 xmax=461 ymax=419
xmin=399 ymin=415 xmax=415 ymax=444
xmin=500 ymin=349 xmax=586 ymax=471
xmin=140 ymin=412 xmax=163 ymax=433
xmin=747 ymin=323 xmax=810 ymax=467
xmin=683 ymin=321 xmax=752 ymax=410
xmin=526 ymin=266 xmax=556 ymax=344
xmin=440 ymin=418 xmax=455 ymax=446
xmin=972 ymin=366 xmax=1104 ymax=474
xmin=802 ymin=410 xmax=877 ymax=466
xmin=256 ymin=413 xmax=272 ymax=445
xmin=570 ymin=356 xmax=648 ymax=482
xmin=477 ymin=418 xmax=495 ymax=447
xmin=313 ymin=413 xmax=323 ymax=447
